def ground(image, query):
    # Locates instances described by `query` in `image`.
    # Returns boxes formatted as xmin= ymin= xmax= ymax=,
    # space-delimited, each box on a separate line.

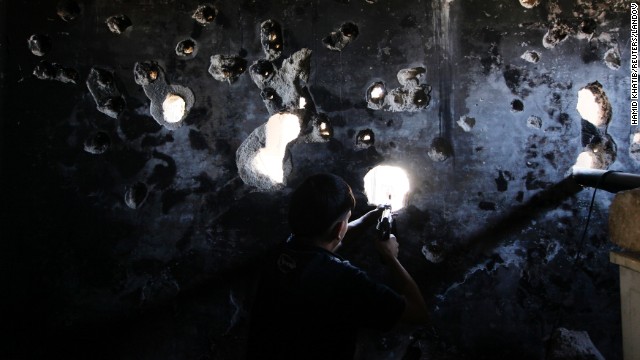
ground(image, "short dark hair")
xmin=288 ymin=173 xmax=356 ymax=238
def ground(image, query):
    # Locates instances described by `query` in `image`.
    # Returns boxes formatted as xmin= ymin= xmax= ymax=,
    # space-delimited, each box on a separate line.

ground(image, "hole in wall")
xmin=87 ymin=67 xmax=126 ymax=118
xmin=134 ymin=61 xmax=195 ymax=130
xmin=192 ymin=4 xmax=218 ymax=25
xmin=603 ymin=47 xmax=621 ymax=70
xmin=162 ymin=94 xmax=186 ymax=124
xmin=312 ymin=114 xmax=333 ymax=141
xmin=176 ymin=38 xmax=197 ymax=58
xmin=260 ymin=19 xmax=283 ymax=60
xmin=84 ymin=131 xmax=111 ymax=154
xmin=576 ymin=81 xmax=612 ymax=127
xmin=511 ymin=99 xmax=524 ymax=112
xmin=543 ymin=19 xmax=572 ymax=49
xmin=413 ymin=89 xmax=429 ymax=107
xmin=363 ymin=165 xmax=410 ymax=211
xmin=428 ymin=137 xmax=453 ymax=162
xmin=27 ymin=34 xmax=51 ymax=56
xmin=125 ymin=182 xmax=148 ymax=209
xmin=260 ymin=87 xmax=284 ymax=113
xmin=519 ymin=0 xmax=540 ymax=9
xmin=366 ymin=81 xmax=386 ymax=109
xmin=209 ymin=55 xmax=247 ymax=83
xmin=251 ymin=113 xmax=301 ymax=184
xmin=57 ymin=0 xmax=81 ymax=22
xmin=520 ymin=50 xmax=540 ymax=64
xmin=323 ymin=22 xmax=359 ymax=51
xmin=251 ymin=59 xmax=275 ymax=82
xmin=133 ymin=61 xmax=159 ymax=86
xmin=106 ymin=14 xmax=132 ymax=34
xmin=33 ymin=61 xmax=78 ymax=84
xmin=356 ymin=129 xmax=375 ymax=148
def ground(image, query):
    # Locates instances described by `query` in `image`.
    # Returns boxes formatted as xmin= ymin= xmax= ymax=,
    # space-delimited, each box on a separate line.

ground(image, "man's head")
xmin=288 ymin=173 xmax=356 ymax=242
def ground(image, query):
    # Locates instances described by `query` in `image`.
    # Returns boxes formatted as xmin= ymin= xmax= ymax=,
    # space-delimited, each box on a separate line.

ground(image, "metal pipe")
xmin=571 ymin=168 xmax=640 ymax=193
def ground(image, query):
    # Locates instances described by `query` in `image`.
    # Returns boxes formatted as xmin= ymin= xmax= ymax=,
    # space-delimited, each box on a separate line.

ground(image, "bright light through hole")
xmin=299 ymin=97 xmax=307 ymax=109
xmin=370 ymin=85 xmax=385 ymax=99
xmin=576 ymin=88 xmax=605 ymax=126
xmin=252 ymin=113 xmax=301 ymax=184
xmin=162 ymin=94 xmax=186 ymax=123
xmin=574 ymin=151 xmax=597 ymax=169
xmin=364 ymin=165 xmax=410 ymax=211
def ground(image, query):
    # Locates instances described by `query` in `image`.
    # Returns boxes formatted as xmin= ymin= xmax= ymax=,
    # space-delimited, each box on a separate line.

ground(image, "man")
xmin=247 ymin=173 xmax=428 ymax=359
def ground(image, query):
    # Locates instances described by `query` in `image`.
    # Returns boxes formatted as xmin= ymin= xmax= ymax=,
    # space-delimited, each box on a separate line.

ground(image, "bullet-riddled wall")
xmin=1 ymin=0 xmax=637 ymax=359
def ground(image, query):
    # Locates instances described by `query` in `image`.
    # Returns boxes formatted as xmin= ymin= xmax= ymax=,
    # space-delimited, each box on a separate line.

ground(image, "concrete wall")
xmin=1 ymin=0 xmax=637 ymax=359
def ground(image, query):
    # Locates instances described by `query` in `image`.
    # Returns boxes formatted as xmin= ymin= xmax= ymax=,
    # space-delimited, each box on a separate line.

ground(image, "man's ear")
xmin=329 ymin=220 xmax=346 ymax=241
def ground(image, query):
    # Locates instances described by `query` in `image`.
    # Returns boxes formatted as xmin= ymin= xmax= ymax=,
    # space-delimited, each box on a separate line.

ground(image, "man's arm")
xmin=375 ymin=235 xmax=429 ymax=324
xmin=341 ymin=206 xmax=384 ymax=245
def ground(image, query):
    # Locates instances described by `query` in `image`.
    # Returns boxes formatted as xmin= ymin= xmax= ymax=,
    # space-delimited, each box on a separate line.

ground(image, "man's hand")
xmin=374 ymin=234 xmax=399 ymax=263
xmin=341 ymin=206 xmax=386 ymax=246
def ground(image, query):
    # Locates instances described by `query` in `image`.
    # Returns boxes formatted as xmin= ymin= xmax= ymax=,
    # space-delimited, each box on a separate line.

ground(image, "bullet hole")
xmin=133 ymin=61 xmax=159 ymax=86
xmin=428 ymin=137 xmax=453 ymax=162
xmin=422 ymin=242 xmax=444 ymax=264
xmin=340 ymin=22 xmax=359 ymax=38
xmin=84 ymin=131 xmax=111 ymax=154
xmin=87 ymin=67 xmax=126 ymax=118
xmin=457 ymin=115 xmax=475 ymax=132
xmin=520 ymin=50 xmax=540 ymax=63
xmin=99 ymin=97 xmax=126 ymax=119
xmin=574 ymin=134 xmax=617 ymax=169
xmin=27 ymin=34 xmax=51 ymax=56
xmin=33 ymin=61 xmax=79 ymax=84
xmin=125 ymin=182 xmax=148 ymax=209
xmin=543 ymin=19 xmax=572 ymax=49
xmin=389 ymin=141 xmax=396 ymax=148
xmin=208 ymin=55 xmax=247 ymax=83
xmin=106 ymin=14 xmax=132 ymax=34
xmin=397 ymin=67 xmax=426 ymax=87
xmin=250 ymin=59 xmax=276 ymax=84
xmin=413 ymin=89 xmax=429 ymax=107
xmin=356 ymin=129 xmax=375 ymax=148
xmin=366 ymin=81 xmax=386 ymax=110
xmin=323 ymin=22 xmax=359 ymax=51
xmin=162 ymin=94 xmax=187 ymax=124
xmin=603 ymin=47 xmax=621 ymax=70
xmin=519 ymin=0 xmax=540 ymax=8
xmin=192 ymin=4 xmax=218 ymax=25
xmin=57 ymin=0 xmax=81 ymax=22
xmin=248 ymin=48 xmax=314 ymax=115
xmin=240 ymin=113 xmax=301 ymax=188
xmin=364 ymin=165 xmax=410 ymax=210
xmin=260 ymin=20 xmax=283 ymax=61
xmin=495 ymin=171 xmax=509 ymax=192
xmin=511 ymin=99 xmax=524 ymax=112
xmin=386 ymin=120 xmax=394 ymax=127
xmin=313 ymin=114 xmax=333 ymax=141
xmin=579 ymin=19 xmax=597 ymax=37
xmin=175 ymin=38 xmax=197 ymax=58
xmin=134 ymin=61 xmax=195 ymax=130
xmin=527 ymin=115 xmax=543 ymax=129
xmin=576 ymin=81 xmax=612 ymax=127
xmin=367 ymin=68 xmax=431 ymax=112
xmin=479 ymin=201 xmax=496 ymax=211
